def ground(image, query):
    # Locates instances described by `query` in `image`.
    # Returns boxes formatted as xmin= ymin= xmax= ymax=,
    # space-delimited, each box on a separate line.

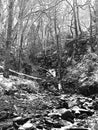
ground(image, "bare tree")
xmin=17 ymin=0 xmax=32 ymax=71
xmin=3 ymin=0 xmax=14 ymax=78
xmin=17 ymin=0 xmax=25 ymax=71
xmin=54 ymin=1 xmax=61 ymax=81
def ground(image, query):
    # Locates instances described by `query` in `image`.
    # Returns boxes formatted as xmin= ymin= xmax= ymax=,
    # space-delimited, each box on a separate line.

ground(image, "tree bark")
xmin=76 ymin=5 xmax=82 ymax=35
xmin=17 ymin=0 xmax=25 ymax=72
xmin=95 ymin=0 xmax=98 ymax=54
xmin=18 ymin=33 xmax=23 ymax=71
xmin=3 ymin=0 xmax=13 ymax=78
xmin=54 ymin=5 xmax=61 ymax=81
xmin=88 ymin=0 xmax=93 ymax=51
xmin=73 ymin=0 xmax=78 ymax=38
xmin=0 ymin=0 xmax=2 ymax=34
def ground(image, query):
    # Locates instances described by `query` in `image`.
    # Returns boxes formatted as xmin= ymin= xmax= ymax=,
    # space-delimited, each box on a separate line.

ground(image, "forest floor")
xmin=1 ymin=52 xmax=98 ymax=130
xmin=0 ymin=74 xmax=97 ymax=130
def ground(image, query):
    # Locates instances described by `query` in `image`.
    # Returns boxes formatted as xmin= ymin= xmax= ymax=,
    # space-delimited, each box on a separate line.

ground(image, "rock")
xmin=0 ymin=111 xmax=9 ymax=121
xmin=57 ymin=99 xmax=69 ymax=109
xmin=0 ymin=121 xmax=13 ymax=130
xmin=48 ymin=111 xmax=61 ymax=119
xmin=72 ymin=106 xmax=94 ymax=118
xmin=4 ymin=87 xmax=17 ymax=96
xmin=18 ymin=121 xmax=35 ymax=130
xmin=13 ymin=116 xmax=31 ymax=126
xmin=91 ymin=95 xmax=96 ymax=100
xmin=49 ymin=108 xmax=68 ymax=116
xmin=44 ymin=117 xmax=62 ymax=128
xmin=79 ymin=82 xmax=98 ymax=96
xmin=72 ymin=106 xmax=80 ymax=118
xmin=36 ymin=125 xmax=43 ymax=129
xmin=80 ymin=109 xmax=94 ymax=116
xmin=93 ymin=101 xmax=98 ymax=110
xmin=13 ymin=116 xmax=22 ymax=121
xmin=35 ymin=114 xmax=42 ymax=118
xmin=51 ymin=121 xmax=73 ymax=130
xmin=61 ymin=110 xmax=75 ymax=123
xmin=78 ymin=113 xmax=88 ymax=119
xmin=83 ymin=102 xmax=93 ymax=110
xmin=44 ymin=117 xmax=54 ymax=127
xmin=16 ymin=80 xmax=39 ymax=94
xmin=79 ymin=85 xmax=90 ymax=96
xmin=91 ymin=120 xmax=98 ymax=130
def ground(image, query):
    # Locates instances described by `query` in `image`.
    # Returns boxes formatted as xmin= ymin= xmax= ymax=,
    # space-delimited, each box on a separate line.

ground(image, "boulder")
xmin=79 ymin=82 xmax=98 ymax=96
xmin=61 ymin=110 xmax=75 ymax=123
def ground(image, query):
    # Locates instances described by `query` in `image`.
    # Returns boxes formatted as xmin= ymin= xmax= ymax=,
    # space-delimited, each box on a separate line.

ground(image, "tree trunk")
xmin=54 ymin=6 xmax=61 ymax=81
xmin=17 ymin=0 xmax=25 ymax=72
xmin=89 ymin=2 xmax=92 ymax=38
xmin=76 ymin=6 xmax=82 ymax=35
xmin=70 ymin=16 xmax=74 ymax=37
xmin=89 ymin=0 xmax=93 ymax=51
xmin=3 ymin=0 xmax=13 ymax=78
xmin=18 ymin=33 xmax=23 ymax=71
xmin=18 ymin=16 xmax=30 ymax=71
xmin=73 ymin=0 xmax=78 ymax=38
xmin=95 ymin=0 xmax=98 ymax=54
xmin=0 ymin=0 xmax=2 ymax=34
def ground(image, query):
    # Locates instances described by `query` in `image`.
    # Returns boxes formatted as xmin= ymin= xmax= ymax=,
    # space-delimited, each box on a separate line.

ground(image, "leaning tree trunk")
xmin=3 ymin=0 xmax=13 ymax=78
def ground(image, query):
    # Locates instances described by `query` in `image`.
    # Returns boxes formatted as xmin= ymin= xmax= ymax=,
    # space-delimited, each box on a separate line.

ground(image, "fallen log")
xmin=0 ymin=66 xmax=42 ymax=81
